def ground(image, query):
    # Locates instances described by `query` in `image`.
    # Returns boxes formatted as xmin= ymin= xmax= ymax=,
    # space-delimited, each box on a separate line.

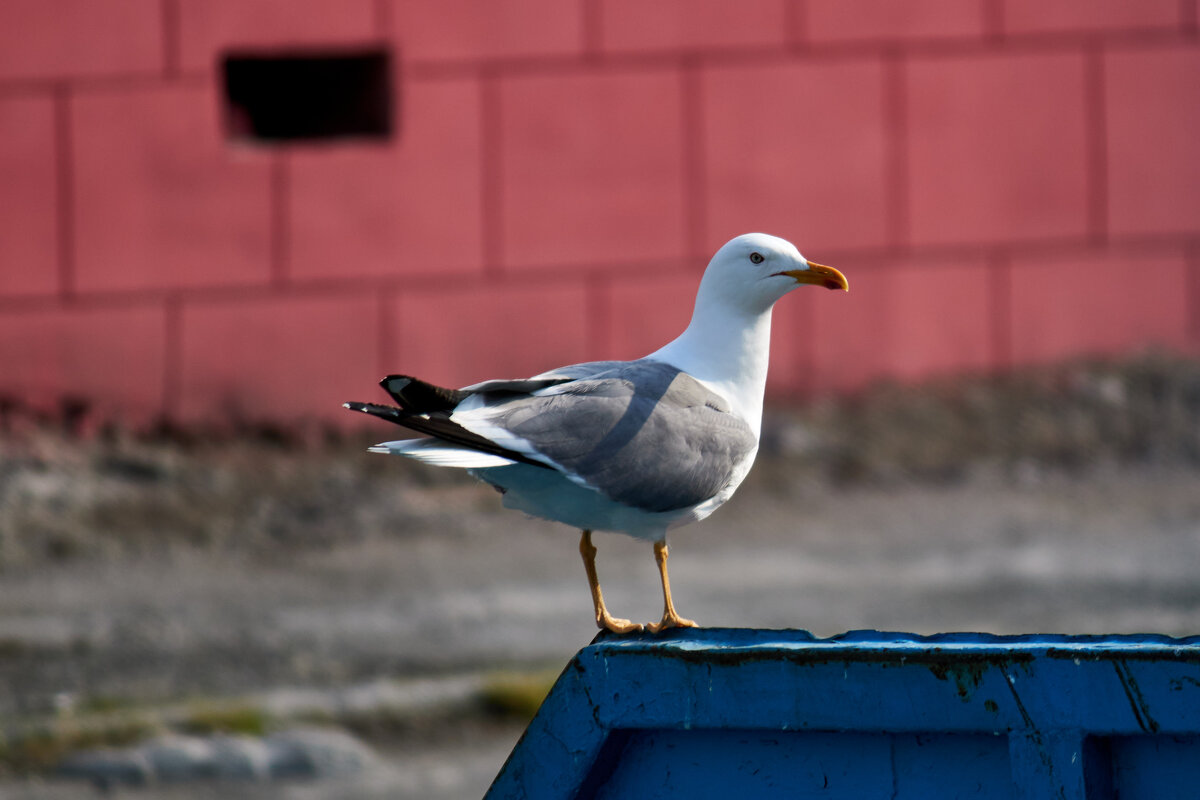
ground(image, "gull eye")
xmin=749 ymin=252 xmax=764 ymax=264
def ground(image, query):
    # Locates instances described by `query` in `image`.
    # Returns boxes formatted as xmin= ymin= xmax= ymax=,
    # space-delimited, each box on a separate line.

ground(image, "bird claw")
xmin=598 ymin=614 xmax=644 ymax=634
xmin=646 ymin=614 xmax=698 ymax=634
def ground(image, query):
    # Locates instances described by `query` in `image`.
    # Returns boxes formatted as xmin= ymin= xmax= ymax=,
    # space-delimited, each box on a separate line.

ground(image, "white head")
xmin=697 ymin=233 xmax=848 ymax=316
xmin=649 ymin=233 xmax=847 ymax=427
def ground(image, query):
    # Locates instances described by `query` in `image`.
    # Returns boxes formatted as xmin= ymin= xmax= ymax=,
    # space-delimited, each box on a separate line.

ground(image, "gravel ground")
xmin=1 ymin=354 xmax=1198 ymax=798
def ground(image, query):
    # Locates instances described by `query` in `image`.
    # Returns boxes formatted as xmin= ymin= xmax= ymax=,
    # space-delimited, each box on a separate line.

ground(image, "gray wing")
xmin=483 ymin=360 xmax=757 ymax=513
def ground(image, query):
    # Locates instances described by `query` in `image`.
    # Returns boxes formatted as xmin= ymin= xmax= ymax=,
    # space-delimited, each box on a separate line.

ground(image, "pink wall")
xmin=1 ymin=1 xmax=1198 ymax=427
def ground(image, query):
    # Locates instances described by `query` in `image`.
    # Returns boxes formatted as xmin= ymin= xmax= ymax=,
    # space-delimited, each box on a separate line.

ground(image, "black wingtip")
xmin=345 ymin=393 xmax=554 ymax=471
xmin=343 ymin=401 xmax=405 ymax=422
xmin=379 ymin=374 xmax=412 ymax=391
xmin=379 ymin=375 xmax=468 ymax=412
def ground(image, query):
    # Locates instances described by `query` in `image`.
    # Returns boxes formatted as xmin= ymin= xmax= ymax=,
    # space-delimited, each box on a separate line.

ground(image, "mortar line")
xmin=53 ymin=83 xmax=76 ymax=300
xmin=586 ymin=274 xmax=610 ymax=362
xmin=680 ymin=58 xmax=706 ymax=263
xmin=377 ymin=287 xmax=394 ymax=374
xmin=480 ymin=69 xmax=504 ymax=276
xmin=883 ymin=49 xmax=910 ymax=253
xmin=989 ymin=250 xmax=1013 ymax=371
xmin=785 ymin=0 xmax=807 ymax=48
xmin=372 ymin=0 xmax=392 ymax=37
xmin=581 ymin=0 xmax=603 ymax=58
xmin=270 ymin=152 xmax=291 ymax=286
xmin=1182 ymin=0 xmax=1198 ymax=35
xmin=1084 ymin=42 xmax=1109 ymax=245
xmin=983 ymin=0 xmax=1005 ymax=41
xmin=161 ymin=0 xmax=180 ymax=78
xmin=162 ymin=293 xmax=183 ymax=421
xmin=1188 ymin=241 xmax=1200 ymax=348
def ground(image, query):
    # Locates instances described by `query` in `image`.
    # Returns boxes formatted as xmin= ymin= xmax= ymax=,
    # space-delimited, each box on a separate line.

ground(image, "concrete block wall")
xmin=0 ymin=1 xmax=1197 ymax=426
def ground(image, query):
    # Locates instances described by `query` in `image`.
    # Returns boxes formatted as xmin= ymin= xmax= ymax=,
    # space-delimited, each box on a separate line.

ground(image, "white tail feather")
xmin=369 ymin=439 xmax=517 ymax=468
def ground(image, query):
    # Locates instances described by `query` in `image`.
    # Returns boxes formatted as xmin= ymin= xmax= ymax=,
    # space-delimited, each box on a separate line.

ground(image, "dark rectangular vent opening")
xmin=222 ymin=50 xmax=394 ymax=143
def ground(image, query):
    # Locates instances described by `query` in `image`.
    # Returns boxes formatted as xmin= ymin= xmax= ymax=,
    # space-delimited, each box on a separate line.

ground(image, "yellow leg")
xmin=647 ymin=540 xmax=697 ymax=633
xmin=579 ymin=530 xmax=642 ymax=634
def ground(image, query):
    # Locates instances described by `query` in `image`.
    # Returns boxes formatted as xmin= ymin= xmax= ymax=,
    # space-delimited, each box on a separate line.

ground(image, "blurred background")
xmin=1 ymin=2 xmax=1198 ymax=798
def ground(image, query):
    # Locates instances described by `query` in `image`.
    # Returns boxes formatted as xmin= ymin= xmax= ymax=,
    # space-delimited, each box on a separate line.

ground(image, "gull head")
xmin=700 ymin=233 xmax=848 ymax=315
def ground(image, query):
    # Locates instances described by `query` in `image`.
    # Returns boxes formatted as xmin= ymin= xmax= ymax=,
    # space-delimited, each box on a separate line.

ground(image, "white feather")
xmin=369 ymin=439 xmax=517 ymax=468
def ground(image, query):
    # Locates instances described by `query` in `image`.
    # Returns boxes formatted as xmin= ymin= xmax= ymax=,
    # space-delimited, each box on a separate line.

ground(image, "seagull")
xmin=345 ymin=233 xmax=848 ymax=634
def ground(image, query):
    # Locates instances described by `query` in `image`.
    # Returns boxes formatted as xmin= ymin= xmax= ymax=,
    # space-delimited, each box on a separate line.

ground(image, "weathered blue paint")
xmin=485 ymin=629 xmax=1200 ymax=799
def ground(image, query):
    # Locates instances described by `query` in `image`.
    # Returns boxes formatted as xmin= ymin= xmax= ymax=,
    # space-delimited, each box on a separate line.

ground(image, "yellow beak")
xmin=780 ymin=261 xmax=849 ymax=292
